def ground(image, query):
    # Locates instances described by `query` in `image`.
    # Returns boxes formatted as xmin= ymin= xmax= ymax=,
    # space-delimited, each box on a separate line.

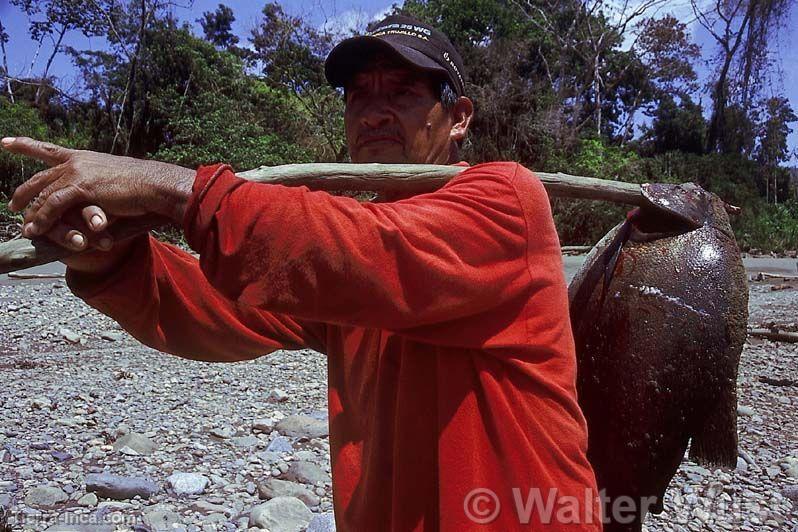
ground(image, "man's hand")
xmin=1 ymin=137 xmax=195 ymax=241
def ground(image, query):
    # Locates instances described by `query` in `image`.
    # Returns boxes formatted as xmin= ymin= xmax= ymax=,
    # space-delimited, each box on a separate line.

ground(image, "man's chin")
xmin=352 ymin=145 xmax=409 ymax=164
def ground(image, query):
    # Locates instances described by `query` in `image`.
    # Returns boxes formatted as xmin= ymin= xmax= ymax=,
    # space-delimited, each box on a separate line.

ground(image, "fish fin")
xmin=570 ymin=220 xmax=633 ymax=332
xmin=689 ymin=387 xmax=739 ymax=468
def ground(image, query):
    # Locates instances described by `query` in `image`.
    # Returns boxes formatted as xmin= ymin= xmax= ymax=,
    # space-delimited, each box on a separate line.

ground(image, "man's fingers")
xmin=1 ymin=137 xmax=74 ymax=166
xmin=9 ymin=165 xmax=64 ymax=212
xmin=35 ymin=210 xmax=114 ymax=252
xmin=44 ymin=222 xmax=89 ymax=252
xmin=82 ymin=205 xmax=108 ymax=232
xmin=23 ymin=185 xmax=84 ymax=237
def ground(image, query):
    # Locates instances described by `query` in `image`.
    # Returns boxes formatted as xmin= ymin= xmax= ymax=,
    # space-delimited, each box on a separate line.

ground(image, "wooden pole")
xmin=0 ymin=163 xmax=643 ymax=274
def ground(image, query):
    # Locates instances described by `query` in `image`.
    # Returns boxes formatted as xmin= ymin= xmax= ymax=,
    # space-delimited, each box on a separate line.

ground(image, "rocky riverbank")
xmin=0 ymin=273 xmax=796 ymax=531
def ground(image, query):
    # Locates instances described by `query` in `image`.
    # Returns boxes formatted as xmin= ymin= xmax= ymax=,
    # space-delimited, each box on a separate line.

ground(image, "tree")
xmin=0 ymin=19 xmax=13 ymax=103
xmin=643 ymin=94 xmax=707 ymax=155
xmin=607 ymin=15 xmax=702 ymax=145
xmin=198 ymin=3 xmax=238 ymax=49
xmin=249 ymin=3 xmax=345 ymax=161
xmin=756 ymin=96 xmax=797 ymax=202
xmin=691 ymin=0 xmax=796 ymax=153
xmin=10 ymin=0 xmax=103 ymax=106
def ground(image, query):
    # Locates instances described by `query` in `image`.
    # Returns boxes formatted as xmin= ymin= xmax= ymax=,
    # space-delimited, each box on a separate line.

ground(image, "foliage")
xmin=0 ymin=0 xmax=796 ymax=252
xmin=0 ymin=99 xmax=49 ymax=192
xmin=198 ymin=3 xmax=239 ymax=49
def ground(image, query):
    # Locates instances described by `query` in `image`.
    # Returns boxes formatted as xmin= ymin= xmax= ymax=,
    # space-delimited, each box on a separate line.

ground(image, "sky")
xmin=0 ymin=0 xmax=796 ymax=163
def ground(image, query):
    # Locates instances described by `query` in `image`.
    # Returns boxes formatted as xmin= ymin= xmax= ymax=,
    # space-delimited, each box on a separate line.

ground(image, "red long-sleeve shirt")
xmin=67 ymin=162 xmax=601 ymax=531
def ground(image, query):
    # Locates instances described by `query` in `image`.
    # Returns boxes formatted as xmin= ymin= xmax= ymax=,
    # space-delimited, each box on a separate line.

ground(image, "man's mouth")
xmin=357 ymin=133 xmax=402 ymax=149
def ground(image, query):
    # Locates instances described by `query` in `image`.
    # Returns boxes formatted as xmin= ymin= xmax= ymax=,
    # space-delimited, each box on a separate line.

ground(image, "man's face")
xmin=344 ymin=59 xmax=455 ymax=164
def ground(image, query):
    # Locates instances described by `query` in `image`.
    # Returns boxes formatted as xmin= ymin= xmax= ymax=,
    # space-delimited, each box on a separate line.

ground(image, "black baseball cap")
xmin=325 ymin=14 xmax=467 ymax=96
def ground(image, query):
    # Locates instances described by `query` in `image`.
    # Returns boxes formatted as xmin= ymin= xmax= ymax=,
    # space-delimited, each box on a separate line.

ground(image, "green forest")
xmin=1 ymin=0 xmax=797 ymax=251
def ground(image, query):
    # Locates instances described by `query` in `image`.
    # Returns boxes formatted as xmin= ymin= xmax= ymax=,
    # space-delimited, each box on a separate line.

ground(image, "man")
xmin=3 ymin=14 xmax=601 ymax=531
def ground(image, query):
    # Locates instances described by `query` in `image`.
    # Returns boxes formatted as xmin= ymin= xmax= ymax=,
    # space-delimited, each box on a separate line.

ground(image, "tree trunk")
xmin=35 ymin=24 xmax=68 ymax=107
xmin=0 ymin=19 xmax=13 ymax=103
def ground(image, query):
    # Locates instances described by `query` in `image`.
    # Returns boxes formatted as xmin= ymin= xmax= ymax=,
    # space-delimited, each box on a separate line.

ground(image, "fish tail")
xmin=688 ymin=385 xmax=739 ymax=468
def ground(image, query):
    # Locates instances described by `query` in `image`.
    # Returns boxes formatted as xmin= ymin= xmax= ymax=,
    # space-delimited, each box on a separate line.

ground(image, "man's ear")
xmin=449 ymin=96 xmax=474 ymax=143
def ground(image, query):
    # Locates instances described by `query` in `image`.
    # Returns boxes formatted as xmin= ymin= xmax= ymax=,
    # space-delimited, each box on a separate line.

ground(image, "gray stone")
xmin=30 ymin=397 xmax=53 ymax=410
xmin=85 ymin=473 xmax=159 ymax=500
xmin=736 ymin=405 xmax=755 ymax=416
xmin=252 ymin=419 xmax=275 ymax=433
xmin=268 ymin=389 xmax=289 ymax=402
xmin=275 ymin=416 xmax=328 ymax=439
xmin=143 ymin=509 xmax=184 ymax=531
xmin=0 ymin=493 xmax=11 ymax=509
xmin=285 ymin=461 xmax=331 ymax=486
xmin=256 ymin=451 xmax=281 ymax=465
xmin=735 ymin=456 xmax=748 ymax=473
xmin=46 ymin=525 xmax=114 ymax=532
xmin=59 ymin=327 xmax=81 ymax=343
xmin=249 ymin=497 xmax=313 ymax=532
xmin=782 ymin=485 xmax=798 ymax=503
xmin=77 ymin=492 xmax=98 ymax=507
xmin=266 ymin=437 xmax=293 ymax=453
xmin=168 ymin=472 xmax=210 ymax=496
xmin=100 ymin=330 xmax=125 ymax=342
xmin=230 ymin=436 xmax=259 ymax=448
xmin=781 ymin=457 xmax=798 ymax=479
xmin=112 ymin=432 xmax=156 ymax=455
xmin=24 ymin=485 xmax=68 ymax=508
xmin=294 ymin=451 xmax=316 ymax=462
xmin=258 ymin=478 xmax=320 ymax=507
xmin=191 ymin=501 xmax=231 ymax=515
xmin=210 ymin=426 xmax=236 ymax=439
xmin=766 ymin=466 xmax=781 ymax=478
xmin=307 ymin=512 xmax=336 ymax=532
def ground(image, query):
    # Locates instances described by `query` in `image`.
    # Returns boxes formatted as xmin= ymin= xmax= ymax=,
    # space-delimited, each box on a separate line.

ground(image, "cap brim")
xmin=325 ymin=35 xmax=448 ymax=89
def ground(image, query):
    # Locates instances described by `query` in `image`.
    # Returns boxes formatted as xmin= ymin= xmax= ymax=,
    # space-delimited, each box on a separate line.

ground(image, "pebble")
xmin=58 ymin=327 xmax=81 ymax=343
xmin=285 ymin=461 xmax=331 ymax=486
xmin=737 ymin=405 xmax=755 ymax=416
xmin=112 ymin=432 xmax=157 ymax=455
xmin=142 ymin=508 xmax=184 ymax=531
xmin=24 ymin=485 xmax=68 ymax=508
xmin=307 ymin=512 xmax=336 ymax=532
xmin=100 ymin=330 xmax=125 ymax=342
xmin=85 ymin=473 xmax=159 ymax=500
xmin=1 ymin=276 xmax=795 ymax=530
xmin=783 ymin=485 xmax=798 ymax=503
xmin=167 ymin=472 xmax=210 ymax=496
xmin=266 ymin=436 xmax=294 ymax=453
xmin=77 ymin=492 xmax=98 ymax=507
xmin=275 ymin=415 xmax=329 ymax=439
xmin=269 ymin=388 xmax=289 ymax=402
xmin=252 ymin=419 xmax=275 ymax=433
xmin=249 ymin=496 xmax=313 ymax=531
xmin=210 ymin=426 xmax=236 ymax=439
xmin=258 ymin=478 xmax=320 ymax=507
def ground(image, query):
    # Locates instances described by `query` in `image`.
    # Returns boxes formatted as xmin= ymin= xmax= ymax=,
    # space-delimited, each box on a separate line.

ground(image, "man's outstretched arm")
xmin=1 ymin=137 xmax=326 ymax=360
xmin=65 ymin=234 xmax=327 ymax=362
xmin=2 ymin=137 xmax=541 ymax=335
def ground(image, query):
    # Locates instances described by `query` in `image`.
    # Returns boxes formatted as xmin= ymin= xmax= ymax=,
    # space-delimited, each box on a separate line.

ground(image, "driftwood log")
xmin=747 ymin=328 xmax=798 ymax=343
xmin=0 ymin=163 xmax=648 ymax=274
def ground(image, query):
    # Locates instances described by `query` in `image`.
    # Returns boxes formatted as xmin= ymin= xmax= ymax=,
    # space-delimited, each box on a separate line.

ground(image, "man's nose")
xmin=359 ymin=97 xmax=394 ymax=129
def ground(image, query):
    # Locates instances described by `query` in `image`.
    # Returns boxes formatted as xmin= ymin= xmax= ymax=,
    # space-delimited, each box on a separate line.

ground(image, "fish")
xmin=568 ymin=182 xmax=749 ymax=531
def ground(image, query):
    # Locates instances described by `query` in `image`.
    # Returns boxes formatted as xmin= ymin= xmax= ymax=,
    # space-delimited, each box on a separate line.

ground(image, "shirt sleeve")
xmin=181 ymin=163 xmax=533 ymax=331
xmin=66 ymin=233 xmax=327 ymax=362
